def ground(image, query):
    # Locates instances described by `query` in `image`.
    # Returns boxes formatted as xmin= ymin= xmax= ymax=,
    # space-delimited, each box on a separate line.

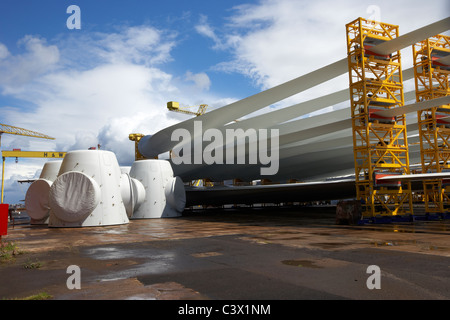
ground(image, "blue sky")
xmin=0 ymin=0 xmax=449 ymax=204
xmin=0 ymin=1 xmax=256 ymax=95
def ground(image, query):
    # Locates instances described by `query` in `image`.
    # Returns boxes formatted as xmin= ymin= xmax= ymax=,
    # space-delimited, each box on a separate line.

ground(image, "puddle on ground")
xmin=191 ymin=251 xmax=223 ymax=258
xmin=281 ymin=259 xmax=322 ymax=268
xmin=372 ymin=240 xmax=449 ymax=252
xmin=309 ymin=242 xmax=350 ymax=249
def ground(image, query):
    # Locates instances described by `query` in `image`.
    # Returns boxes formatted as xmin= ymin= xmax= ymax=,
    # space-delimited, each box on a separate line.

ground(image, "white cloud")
xmin=185 ymin=71 xmax=211 ymax=91
xmin=0 ymin=22 xmax=241 ymax=203
xmin=191 ymin=0 xmax=450 ymax=127
xmin=195 ymin=14 xmax=223 ymax=49
xmin=3 ymin=61 xmax=179 ymax=149
xmin=0 ymin=36 xmax=59 ymax=93
xmin=0 ymin=26 xmax=186 ymax=203
xmin=207 ymin=0 xmax=450 ymax=97
xmin=1 ymin=159 xmax=47 ymax=205
xmin=0 ymin=43 xmax=9 ymax=59
xmin=95 ymin=26 xmax=176 ymax=66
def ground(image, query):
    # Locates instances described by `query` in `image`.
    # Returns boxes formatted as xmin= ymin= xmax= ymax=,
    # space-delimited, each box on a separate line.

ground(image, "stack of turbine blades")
xmin=173 ymin=142 xmax=423 ymax=182
xmin=161 ymin=86 xmax=418 ymax=168
xmin=140 ymin=17 xmax=449 ymax=182
xmin=223 ymin=69 xmax=416 ymax=133
xmin=168 ymin=90 xmax=421 ymax=172
xmin=139 ymin=58 xmax=349 ymax=158
xmin=167 ymin=95 xmax=428 ymax=182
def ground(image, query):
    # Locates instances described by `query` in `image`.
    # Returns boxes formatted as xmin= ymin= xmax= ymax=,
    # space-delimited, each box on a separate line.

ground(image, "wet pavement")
xmin=1 ymin=206 xmax=449 ymax=300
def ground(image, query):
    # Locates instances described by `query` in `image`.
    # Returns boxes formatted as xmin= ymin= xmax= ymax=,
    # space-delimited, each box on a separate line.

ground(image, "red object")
xmin=0 ymin=204 xmax=9 ymax=236
xmin=374 ymin=173 xmax=401 ymax=188
xmin=364 ymin=45 xmax=392 ymax=60
xmin=368 ymin=107 xmax=396 ymax=124
xmin=431 ymin=51 xmax=450 ymax=71
xmin=435 ymin=113 xmax=450 ymax=128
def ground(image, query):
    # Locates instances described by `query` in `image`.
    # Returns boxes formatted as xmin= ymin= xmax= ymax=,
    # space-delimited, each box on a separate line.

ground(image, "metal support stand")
xmin=346 ymin=18 xmax=413 ymax=221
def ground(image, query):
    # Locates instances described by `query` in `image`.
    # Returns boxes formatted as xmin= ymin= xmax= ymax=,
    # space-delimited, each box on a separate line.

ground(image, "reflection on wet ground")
xmin=8 ymin=206 xmax=450 ymax=255
xmin=1 ymin=205 xmax=450 ymax=300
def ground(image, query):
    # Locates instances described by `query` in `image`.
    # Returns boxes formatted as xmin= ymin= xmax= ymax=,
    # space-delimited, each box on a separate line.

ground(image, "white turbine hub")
xmin=25 ymin=179 xmax=52 ymax=221
xmin=49 ymin=171 xmax=101 ymax=223
xmin=165 ymin=176 xmax=186 ymax=213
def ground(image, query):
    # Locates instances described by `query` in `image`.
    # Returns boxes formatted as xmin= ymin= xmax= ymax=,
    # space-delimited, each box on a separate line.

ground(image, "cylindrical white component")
xmin=131 ymin=177 xmax=146 ymax=212
xmin=49 ymin=171 xmax=101 ymax=222
xmin=120 ymin=173 xmax=145 ymax=217
xmin=25 ymin=179 xmax=52 ymax=224
xmin=24 ymin=160 xmax=63 ymax=225
xmin=130 ymin=159 xmax=185 ymax=218
xmin=165 ymin=176 xmax=186 ymax=213
xmin=49 ymin=150 xmax=129 ymax=227
xmin=120 ymin=173 xmax=133 ymax=217
xmin=39 ymin=160 xmax=63 ymax=181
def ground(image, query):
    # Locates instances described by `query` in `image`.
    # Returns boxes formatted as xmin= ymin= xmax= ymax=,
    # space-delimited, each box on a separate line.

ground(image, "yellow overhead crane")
xmin=167 ymin=101 xmax=208 ymax=117
xmin=0 ymin=123 xmax=55 ymax=148
xmin=129 ymin=102 xmax=209 ymax=161
xmin=166 ymin=101 xmax=214 ymax=187
xmin=0 ymin=123 xmax=64 ymax=203
xmin=128 ymin=133 xmax=146 ymax=161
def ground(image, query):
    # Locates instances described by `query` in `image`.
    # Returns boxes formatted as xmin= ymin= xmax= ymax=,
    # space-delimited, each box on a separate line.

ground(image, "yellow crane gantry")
xmin=129 ymin=101 xmax=209 ymax=162
xmin=0 ymin=123 xmax=55 ymax=146
xmin=128 ymin=133 xmax=146 ymax=161
xmin=167 ymin=101 xmax=214 ymax=187
xmin=167 ymin=101 xmax=208 ymax=117
xmin=1 ymin=123 xmax=60 ymax=203
xmin=166 ymin=101 xmax=209 ymax=164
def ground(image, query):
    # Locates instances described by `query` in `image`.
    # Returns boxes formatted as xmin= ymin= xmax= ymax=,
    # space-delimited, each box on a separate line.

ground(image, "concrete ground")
xmin=1 ymin=206 xmax=449 ymax=301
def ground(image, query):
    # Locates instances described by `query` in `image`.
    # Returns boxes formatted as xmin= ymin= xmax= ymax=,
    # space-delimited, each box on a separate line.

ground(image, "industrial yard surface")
xmin=1 ymin=206 xmax=449 ymax=301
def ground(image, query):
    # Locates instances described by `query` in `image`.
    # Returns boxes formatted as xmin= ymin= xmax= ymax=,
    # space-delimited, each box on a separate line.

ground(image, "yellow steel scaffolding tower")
xmin=346 ymin=18 xmax=413 ymax=220
xmin=413 ymin=34 xmax=450 ymax=215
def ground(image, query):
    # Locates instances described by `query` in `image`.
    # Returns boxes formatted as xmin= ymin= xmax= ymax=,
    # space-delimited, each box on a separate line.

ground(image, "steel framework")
xmin=346 ymin=17 xmax=413 ymax=218
xmin=413 ymin=34 xmax=450 ymax=214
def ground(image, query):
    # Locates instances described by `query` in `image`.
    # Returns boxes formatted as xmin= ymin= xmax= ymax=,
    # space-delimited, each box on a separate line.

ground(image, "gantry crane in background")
xmin=166 ymin=101 xmax=215 ymax=187
xmin=129 ymin=102 xmax=209 ymax=161
xmin=413 ymin=34 xmax=450 ymax=215
xmin=0 ymin=123 xmax=55 ymax=149
xmin=0 ymin=123 xmax=59 ymax=203
xmin=167 ymin=101 xmax=208 ymax=116
xmin=129 ymin=133 xmax=146 ymax=161
xmin=130 ymin=101 xmax=213 ymax=188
